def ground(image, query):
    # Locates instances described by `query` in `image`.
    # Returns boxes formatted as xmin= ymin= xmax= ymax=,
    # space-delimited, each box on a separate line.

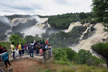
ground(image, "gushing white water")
xmin=73 ymin=23 xmax=108 ymax=51
xmin=65 ymin=22 xmax=82 ymax=33
xmin=79 ymin=24 xmax=93 ymax=40
xmin=21 ymin=18 xmax=49 ymax=37
xmin=21 ymin=26 xmax=46 ymax=37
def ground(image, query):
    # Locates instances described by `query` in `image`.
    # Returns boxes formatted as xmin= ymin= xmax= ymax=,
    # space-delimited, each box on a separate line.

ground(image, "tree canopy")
xmin=9 ymin=34 xmax=26 ymax=46
xmin=48 ymin=12 xmax=96 ymax=29
xmin=92 ymin=0 xmax=108 ymax=23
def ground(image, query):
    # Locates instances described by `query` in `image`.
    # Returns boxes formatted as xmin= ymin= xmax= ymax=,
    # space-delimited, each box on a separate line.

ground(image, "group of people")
xmin=11 ymin=39 xmax=52 ymax=59
xmin=0 ymin=39 xmax=52 ymax=68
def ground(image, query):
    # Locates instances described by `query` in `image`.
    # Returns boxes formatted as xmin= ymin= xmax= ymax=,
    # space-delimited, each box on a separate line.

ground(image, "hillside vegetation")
xmin=48 ymin=12 xmax=96 ymax=29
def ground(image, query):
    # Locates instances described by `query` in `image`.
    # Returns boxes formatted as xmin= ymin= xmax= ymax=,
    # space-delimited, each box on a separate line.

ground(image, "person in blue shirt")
xmin=1 ymin=51 xmax=11 ymax=68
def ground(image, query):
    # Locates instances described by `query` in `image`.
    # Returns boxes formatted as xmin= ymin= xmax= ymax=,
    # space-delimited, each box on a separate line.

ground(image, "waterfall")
xmin=65 ymin=22 xmax=82 ymax=33
xmin=79 ymin=24 xmax=93 ymax=40
xmin=21 ymin=18 xmax=49 ymax=37
xmin=76 ymin=23 xmax=108 ymax=50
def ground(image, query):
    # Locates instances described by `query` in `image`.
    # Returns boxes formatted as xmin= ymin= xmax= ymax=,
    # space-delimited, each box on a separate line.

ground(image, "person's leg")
xmin=22 ymin=50 xmax=23 ymax=55
xmin=26 ymin=49 xmax=28 ymax=55
xmin=37 ymin=50 xmax=39 ymax=54
xmin=7 ymin=59 xmax=11 ymax=66
xmin=35 ymin=50 xmax=37 ymax=54
xmin=23 ymin=49 xmax=24 ymax=54
xmin=32 ymin=51 xmax=33 ymax=57
xmin=30 ymin=51 xmax=31 ymax=57
xmin=19 ymin=50 xmax=22 ymax=58
xmin=13 ymin=51 xmax=15 ymax=59
xmin=4 ymin=60 xmax=7 ymax=67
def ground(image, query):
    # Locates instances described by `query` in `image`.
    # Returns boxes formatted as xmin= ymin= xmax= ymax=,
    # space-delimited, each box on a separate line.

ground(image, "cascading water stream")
xmin=79 ymin=24 xmax=93 ymax=40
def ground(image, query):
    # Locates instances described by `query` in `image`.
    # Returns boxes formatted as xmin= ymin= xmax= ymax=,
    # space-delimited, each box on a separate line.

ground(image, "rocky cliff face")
xmin=68 ymin=23 xmax=108 ymax=53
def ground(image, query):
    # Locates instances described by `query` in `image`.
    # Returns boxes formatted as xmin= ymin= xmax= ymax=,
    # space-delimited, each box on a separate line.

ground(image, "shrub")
xmin=91 ymin=56 xmax=104 ymax=66
xmin=53 ymin=48 xmax=76 ymax=61
xmin=53 ymin=48 xmax=68 ymax=61
xmin=87 ymin=56 xmax=104 ymax=66
xmin=73 ymin=49 xmax=92 ymax=64
xmin=87 ymin=58 xmax=95 ymax=66
xmin=91 ymin=42 xmax=108 ymax=67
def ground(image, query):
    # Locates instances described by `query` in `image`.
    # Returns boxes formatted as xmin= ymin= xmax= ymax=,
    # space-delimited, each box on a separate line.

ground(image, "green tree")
xmin=74 ymin=49 xmax=92 ymax=64
xmin=9 ymin=34 xmax=26 ymax=46
xmin=92 ymin=0 xmax=108 ymax=29
xmin=0 ymin=42 xmax=11 ymax=49
xmin=91 ymin=42 xmax=108 ymax=67
xmin=53 ymin=47 xmax=76 ymax=61
xmin=24 ymin=35 xmax=34 ymax=43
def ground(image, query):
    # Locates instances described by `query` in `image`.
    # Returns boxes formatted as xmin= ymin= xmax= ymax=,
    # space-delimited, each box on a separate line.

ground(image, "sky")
xmin=0 ymin=0 xmax=92 ymax=16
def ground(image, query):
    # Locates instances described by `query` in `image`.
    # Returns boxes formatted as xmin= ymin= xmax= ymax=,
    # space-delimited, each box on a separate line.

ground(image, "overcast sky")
xmin=0 ymin=0 xmax=92 ymax=16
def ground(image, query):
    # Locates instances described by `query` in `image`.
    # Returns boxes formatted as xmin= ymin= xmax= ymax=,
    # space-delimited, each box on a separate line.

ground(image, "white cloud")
xmin=0 ymin=0 xmax=92 ymax=16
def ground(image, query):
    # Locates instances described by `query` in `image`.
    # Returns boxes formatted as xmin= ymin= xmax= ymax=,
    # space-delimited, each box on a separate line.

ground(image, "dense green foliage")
xmin=24 ymin=35 xmax=42 ymax=43
xmin=90 ymin=56 xmax=104 ymax=66
xmin=24 ymin=35 xmax=34 ymax=43
xmin=48 ymin=12 xmax=96 ymax=29
xmin=53 ymin=48 xmax=104 ymax=66
xmin=9 ymin=34 xmax=26 ymax=46
xmin=6 ymin=15 xmax=31 ymax=20
xmin=0 ymin=42 xmax=11 ymax=49
xmin=48 ymin=26 xmax=87 ymax=47
xmin=92 ymin=0 xmax=108 ymax=32
xmin=73 ymin=49 xmax=92 ymax=64
xmin=91 ymin=42 xmax=108 ymax=67
xmin=92 ymin=0 xmax=108 ymax=23
xmin=53 ymin=48 xmax=76 ymax=61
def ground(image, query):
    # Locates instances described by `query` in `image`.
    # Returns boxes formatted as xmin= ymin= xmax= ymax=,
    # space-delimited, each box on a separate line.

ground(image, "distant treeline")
xmin=5 ymin=14 xmax=31 ymax=20
xmin=48 ymin=12 xmax=97 ymax=29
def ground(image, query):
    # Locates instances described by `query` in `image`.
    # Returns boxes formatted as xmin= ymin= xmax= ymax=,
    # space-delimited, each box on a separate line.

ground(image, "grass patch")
xmin=57 ymin=66 xmax=75 ymax=72
xmin=54 ymin=60 xmax=71 ymax=65
xmin=1 ymin=59 xmax=108 ymax=72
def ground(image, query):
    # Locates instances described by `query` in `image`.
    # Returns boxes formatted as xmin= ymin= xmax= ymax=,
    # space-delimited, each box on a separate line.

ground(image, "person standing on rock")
xmin=24 ymin=44 xmax=28 ymax=55
xmin=21 ymin=44 xmax=24 ymax=55
xmin=1 ymin=50 xmax=11 ymax=68
xmin=10 ymin=42 xmax=15 ymax=59
xmin=28 ymin=42 xmax=34 ymax=58
xmin=18 ymin=43 xmax=22 ymax=58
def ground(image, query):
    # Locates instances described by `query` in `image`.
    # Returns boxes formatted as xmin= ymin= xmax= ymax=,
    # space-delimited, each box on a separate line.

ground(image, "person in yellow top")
xmin=10 ymin=42 xmax=15 ymax=59
xmin=18 ymin=43 xmax=22 ymax=58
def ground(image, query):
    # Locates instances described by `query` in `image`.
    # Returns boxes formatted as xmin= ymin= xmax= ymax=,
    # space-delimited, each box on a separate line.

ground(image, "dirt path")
xmin=11 ymin=59 xmax=44 ymax=72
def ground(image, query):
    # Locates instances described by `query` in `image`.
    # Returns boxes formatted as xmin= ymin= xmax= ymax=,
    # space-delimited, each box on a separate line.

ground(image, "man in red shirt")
xmin=0 ymin=45 xmax=3 ymax=54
